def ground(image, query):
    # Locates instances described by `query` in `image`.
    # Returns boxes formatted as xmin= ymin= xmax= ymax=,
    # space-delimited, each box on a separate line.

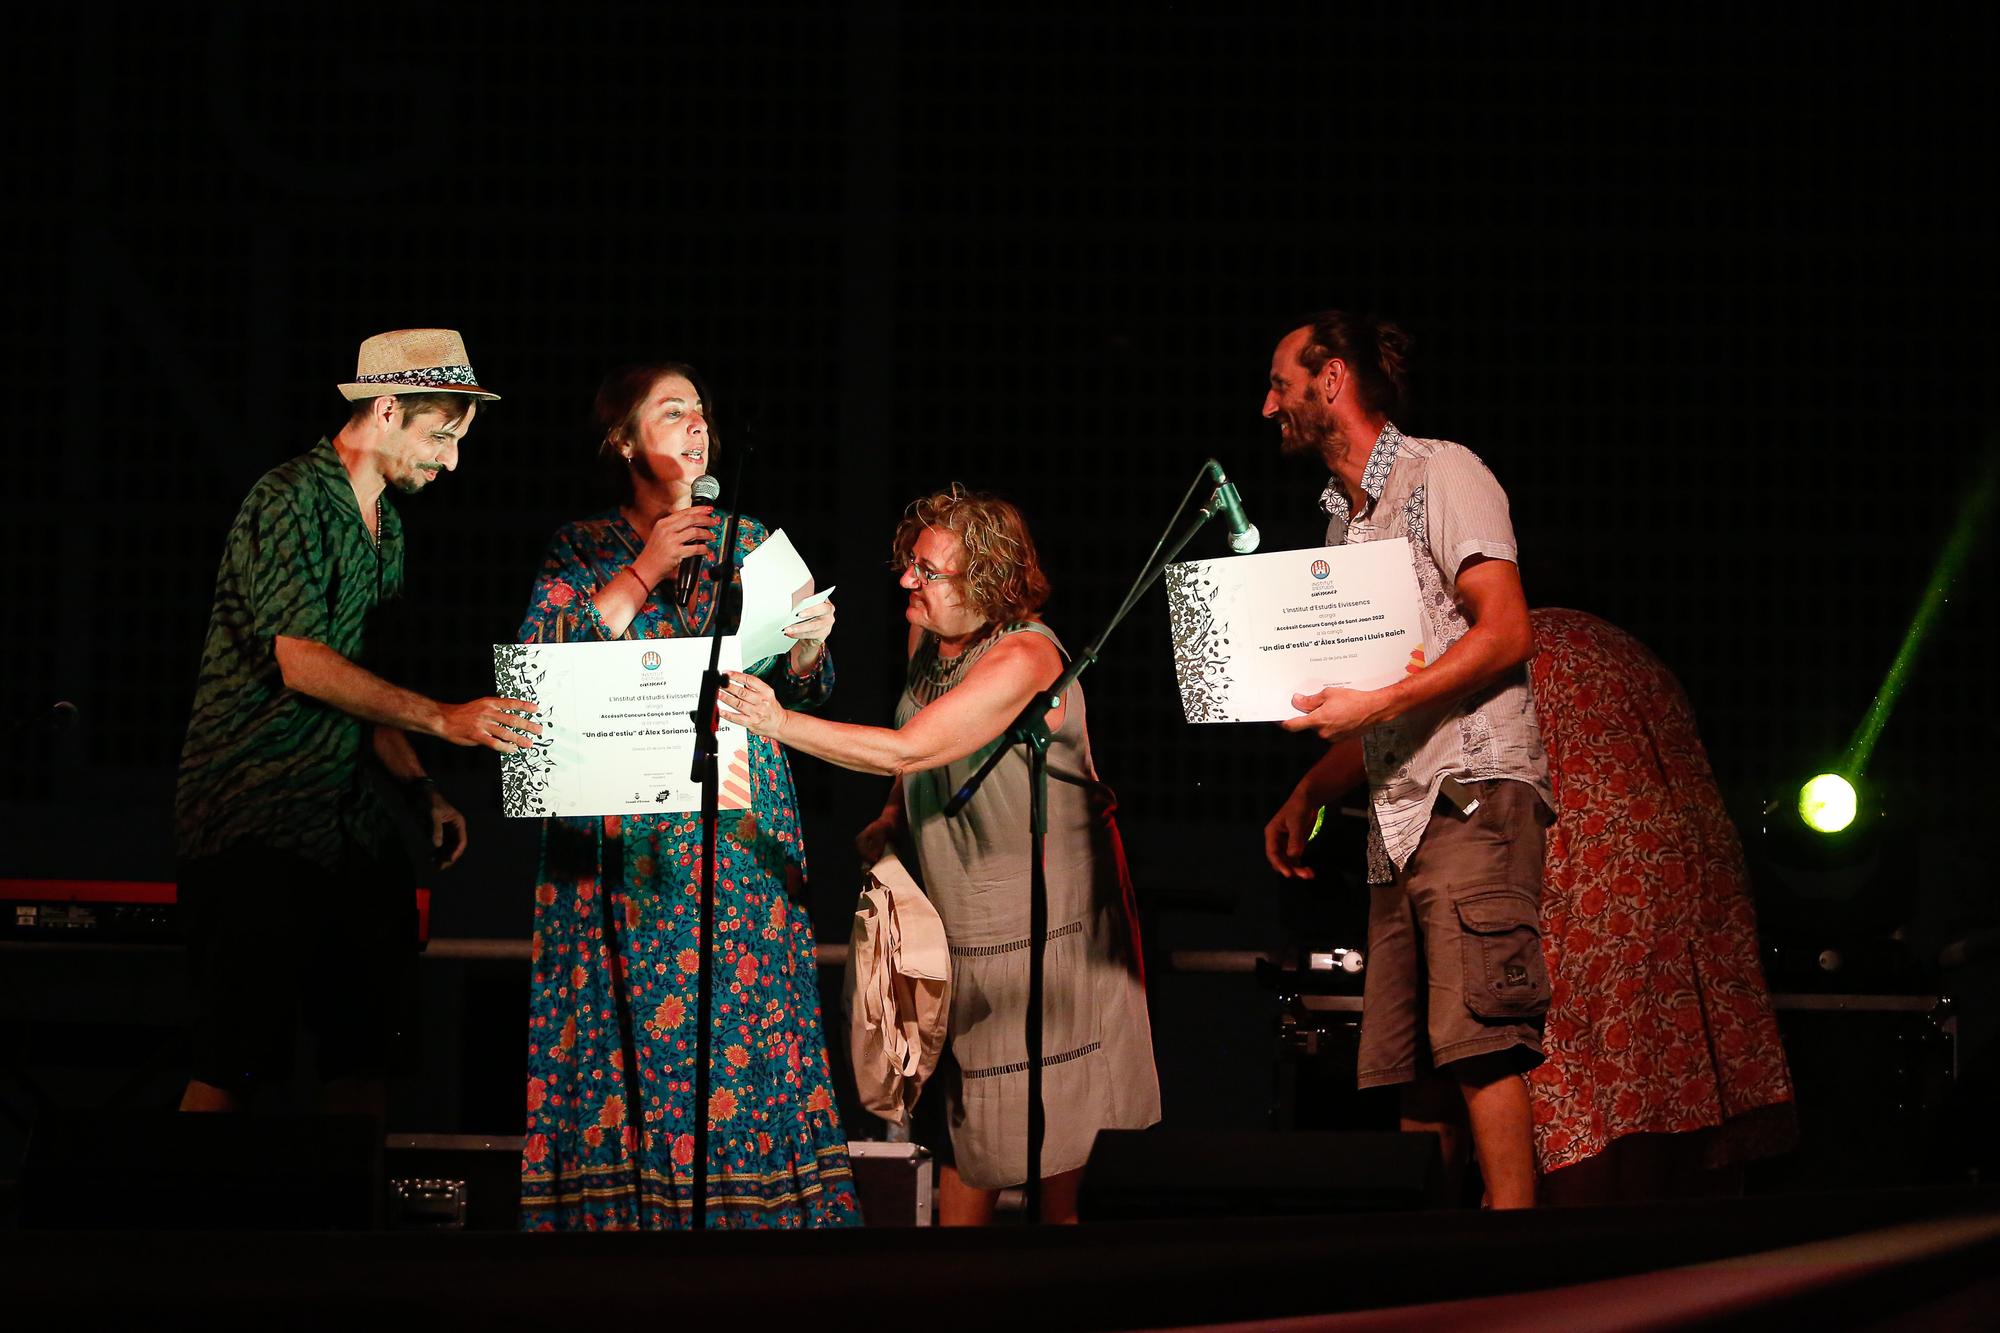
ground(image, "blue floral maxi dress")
xmin=517 ymin=510 xmax=860 ymax=1229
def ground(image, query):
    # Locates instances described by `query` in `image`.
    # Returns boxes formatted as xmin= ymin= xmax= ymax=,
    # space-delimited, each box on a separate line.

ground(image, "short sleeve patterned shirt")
xmin=1322 ymin=422 xmax=1552 ymax=883
xmin=175 ymin=440 xmax=405 ymax=870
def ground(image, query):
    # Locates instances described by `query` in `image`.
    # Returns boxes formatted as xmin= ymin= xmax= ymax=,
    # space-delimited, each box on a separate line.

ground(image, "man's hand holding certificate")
xmin=1163 ymin=538 xmax=1427 ymax=727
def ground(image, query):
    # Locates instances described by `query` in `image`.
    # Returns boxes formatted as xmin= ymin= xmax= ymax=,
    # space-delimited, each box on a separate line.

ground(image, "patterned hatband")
xmin=351 ymin=364 xmax=480 ymax=389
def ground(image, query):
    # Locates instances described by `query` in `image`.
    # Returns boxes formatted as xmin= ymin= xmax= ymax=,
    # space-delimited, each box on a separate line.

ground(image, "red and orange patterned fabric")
xmin=1528 ymin=608 xmax=1796 ymax=1174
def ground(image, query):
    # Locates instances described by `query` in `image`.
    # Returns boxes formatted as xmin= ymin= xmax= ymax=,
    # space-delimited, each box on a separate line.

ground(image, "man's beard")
xmin=1280 ymin=396 xmax=1336 ymax=460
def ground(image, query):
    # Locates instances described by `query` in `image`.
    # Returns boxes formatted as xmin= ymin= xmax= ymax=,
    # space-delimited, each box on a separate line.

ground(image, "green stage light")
xmin=1799 ymin=773 xmax=1858 ymax=834
xmin=1839 ymin=450 xmax=1995 ymax=779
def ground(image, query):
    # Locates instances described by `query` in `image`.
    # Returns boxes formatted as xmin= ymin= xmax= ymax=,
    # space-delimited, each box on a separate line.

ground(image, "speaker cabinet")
xmin=22 ymin=1112 xmax=382 ymax=1230
xmin=1080 ymin=1129 xmax=1444 ymax=1220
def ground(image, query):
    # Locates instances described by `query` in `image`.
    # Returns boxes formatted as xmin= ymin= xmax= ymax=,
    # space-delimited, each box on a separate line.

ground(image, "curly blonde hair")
xmin=891 ymin=484 xmax=1052 ymax=624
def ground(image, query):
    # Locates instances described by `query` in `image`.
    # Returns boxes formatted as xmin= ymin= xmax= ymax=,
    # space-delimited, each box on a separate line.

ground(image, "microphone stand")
xmin=686 ymin=432 xmax=752 ymax=1230
xmin=942 ymin=459 xmax=1244 ymax=1224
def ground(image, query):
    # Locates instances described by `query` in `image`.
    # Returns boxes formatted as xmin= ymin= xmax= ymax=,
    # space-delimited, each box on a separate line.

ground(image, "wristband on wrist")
xmin=786 ymin=644 xmax=824 ymax=681
xmin=407 ymin=775 xmax=438 ymax=793
xmin=621 ymin=565 xmax=651 ymax=597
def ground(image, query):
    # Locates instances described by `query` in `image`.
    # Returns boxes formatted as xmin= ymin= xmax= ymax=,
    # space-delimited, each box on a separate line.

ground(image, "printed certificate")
xmin=1163 ymin=538 xmax=1427 ymax=723
xmin=492 ymin=636 xmax=753 ymax=817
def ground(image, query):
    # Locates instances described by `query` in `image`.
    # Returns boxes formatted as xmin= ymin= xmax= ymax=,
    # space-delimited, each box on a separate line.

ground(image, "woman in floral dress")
xmin=516 ymin=362 xmax=860 ymax=1229
xmin=1528 ymin=608 xmax=1795 ymax=1201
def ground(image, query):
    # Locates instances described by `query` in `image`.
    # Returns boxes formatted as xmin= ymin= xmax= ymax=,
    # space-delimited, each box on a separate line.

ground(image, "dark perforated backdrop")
xmin=3 ymin=4 xmax=1992 ymax=948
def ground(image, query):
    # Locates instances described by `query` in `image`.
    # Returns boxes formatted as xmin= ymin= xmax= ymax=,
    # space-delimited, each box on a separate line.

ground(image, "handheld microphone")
xmin=677 ymin=474 xmax=723 ymax=605
xmin=1205 ymin=460 xmax=1261 ymax=554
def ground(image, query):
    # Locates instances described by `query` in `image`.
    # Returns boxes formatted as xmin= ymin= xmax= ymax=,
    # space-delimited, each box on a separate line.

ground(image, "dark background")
xmin=3 ymin=4 xmax=1994 ymax=1136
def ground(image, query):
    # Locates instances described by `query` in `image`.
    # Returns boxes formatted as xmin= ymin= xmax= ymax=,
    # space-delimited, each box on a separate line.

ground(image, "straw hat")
xmin=337 ymin=328 xmax=500 ymax=401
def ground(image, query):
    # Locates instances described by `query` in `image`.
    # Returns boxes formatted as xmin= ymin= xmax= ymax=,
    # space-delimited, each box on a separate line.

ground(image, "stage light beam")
xmin=1837 ymin=450 xmax=1996 ymax=780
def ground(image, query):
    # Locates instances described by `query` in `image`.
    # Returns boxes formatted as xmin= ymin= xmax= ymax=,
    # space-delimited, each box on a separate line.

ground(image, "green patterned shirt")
xmin=175 ymin=440 xmax=405 ymax=870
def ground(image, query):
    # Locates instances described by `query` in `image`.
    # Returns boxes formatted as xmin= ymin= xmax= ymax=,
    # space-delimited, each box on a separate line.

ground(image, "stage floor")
xmin=5 ymin=1185 xmax=1997 ymax=1329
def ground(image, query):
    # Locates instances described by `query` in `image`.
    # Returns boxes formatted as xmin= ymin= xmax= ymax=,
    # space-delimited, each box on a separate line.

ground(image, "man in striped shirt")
xmin=1260 ymin=311 xmax=1554 ymax=1209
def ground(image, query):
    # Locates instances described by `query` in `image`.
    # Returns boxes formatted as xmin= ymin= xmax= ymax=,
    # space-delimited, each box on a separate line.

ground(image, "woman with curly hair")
xmin=720 ymin=484 xmax=1160 ymax=1224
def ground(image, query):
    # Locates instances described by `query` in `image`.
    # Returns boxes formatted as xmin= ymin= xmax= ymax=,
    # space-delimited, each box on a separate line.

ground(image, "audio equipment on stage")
xmin=848 ymin=1140 xmax=934 ymax=1226
xmin=1080 ymin=1129 xmax=1444 ymax=1220
xmin=22 ymin=1112 xmax=383 ymax=1230
xmin=1 ymin=879 xmax=432 ymax=946
xmin=4 ymin=879 xmax=177 ymax=939
xmin=384 ymin=1134 xmax=523 ymax=1231
xmin=1258 ymin=945 xmax=1368 ymax=1057
xmin=377 ymin=1136 xmax=933 ymax=1229
xmin=1751 ymin=994 xmax=1960 ymax=1193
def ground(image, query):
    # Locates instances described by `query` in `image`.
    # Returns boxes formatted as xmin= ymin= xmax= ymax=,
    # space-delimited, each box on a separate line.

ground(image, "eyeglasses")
xmin=898 ymin=558 xmax=960 ymax=584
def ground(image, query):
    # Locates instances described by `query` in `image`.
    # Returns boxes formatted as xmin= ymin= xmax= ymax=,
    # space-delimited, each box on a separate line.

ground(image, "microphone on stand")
xmin=1205 ymin=460 xmax=1261 ymax=553
xmin=677 ymin=474 xmax=723 ymax=605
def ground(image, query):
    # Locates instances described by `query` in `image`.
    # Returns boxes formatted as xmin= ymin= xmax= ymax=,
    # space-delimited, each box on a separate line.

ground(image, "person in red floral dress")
xmin=1527 ymin=608 xmax=1796 ymax=1202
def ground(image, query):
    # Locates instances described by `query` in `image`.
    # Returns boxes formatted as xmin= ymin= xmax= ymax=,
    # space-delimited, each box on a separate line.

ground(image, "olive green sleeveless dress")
xmin=896 ymin=620 xmax=1161 ymax=1188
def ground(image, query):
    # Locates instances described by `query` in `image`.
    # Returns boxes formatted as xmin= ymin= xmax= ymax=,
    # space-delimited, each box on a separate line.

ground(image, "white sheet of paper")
xmin=737 ymin=528 xmax=825 ymax=665
xmin=492 ymin=636 xmax=751 ymax=816
xmin=788 ymin=586 xmax=836 ymax=622
xmin=1162 ymin=539 xmax=1427 ymax=723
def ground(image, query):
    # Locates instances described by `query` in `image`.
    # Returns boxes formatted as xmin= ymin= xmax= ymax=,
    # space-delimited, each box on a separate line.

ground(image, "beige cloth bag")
xmin=845 ymin=852 xmax=951 ymax=1125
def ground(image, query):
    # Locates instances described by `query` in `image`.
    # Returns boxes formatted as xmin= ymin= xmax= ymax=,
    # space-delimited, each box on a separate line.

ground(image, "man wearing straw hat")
xmin=174 ymin=329 xmax=540 ymax=1115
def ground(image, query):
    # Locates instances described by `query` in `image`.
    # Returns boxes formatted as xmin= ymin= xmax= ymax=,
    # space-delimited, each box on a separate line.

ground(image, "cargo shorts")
xmin=1355 ymin=778 xmax=1552 ymax=1089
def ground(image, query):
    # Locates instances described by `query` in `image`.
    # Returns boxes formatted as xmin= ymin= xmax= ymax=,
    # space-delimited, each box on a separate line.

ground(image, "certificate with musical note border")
xmin=1163 ymin=539 xmax=1426 ymax=723
xmin=493 ymin=636 xmax=751 ymax=816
